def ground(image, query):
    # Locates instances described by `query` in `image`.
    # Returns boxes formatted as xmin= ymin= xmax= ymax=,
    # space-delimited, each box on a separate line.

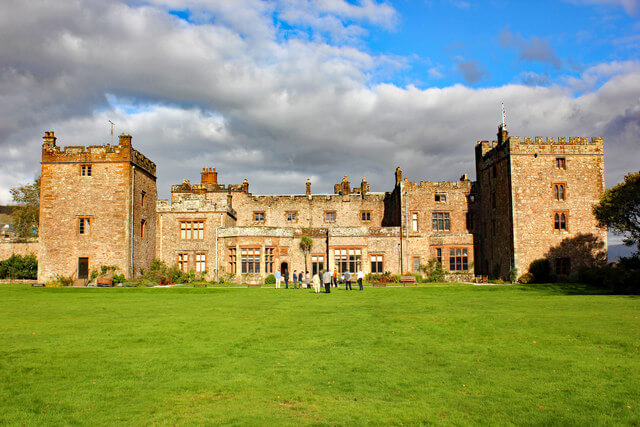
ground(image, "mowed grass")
xmin=0 ymin=284 xmax=638 ymax=425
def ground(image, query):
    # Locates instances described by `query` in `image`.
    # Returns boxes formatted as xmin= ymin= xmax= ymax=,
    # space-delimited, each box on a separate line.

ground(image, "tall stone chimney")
xmin=306 ymin=179 xmax=311 ymax=195
xmin=395 ymin=167 xmax=402 ymax=186
xmin=360 ymin=177 xmax=369 ymax=195
xmin=497 ymin=124 xmax=508 ymax=145
xmin=42 ymin=131 xmax=57 ymax=150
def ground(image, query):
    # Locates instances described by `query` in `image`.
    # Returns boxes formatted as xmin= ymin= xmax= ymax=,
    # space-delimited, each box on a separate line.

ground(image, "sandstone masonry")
xmin=34 ymin=124 xmax=607 ymax=283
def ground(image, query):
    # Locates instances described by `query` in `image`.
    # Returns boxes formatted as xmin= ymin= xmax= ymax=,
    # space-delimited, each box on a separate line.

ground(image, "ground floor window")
xmin=227 ymin=247 xmax=236 ymax=273
xmin=555 ymin=257 xmax=571 ymax=275
xmin=241 ymin=247 xmax=260 ymax=273
xmin=195 ymin=253 xmax=206 ymax=272
xmin=264 ymin=247 xmax=274 ymax=273
xmin=449 ymin=248 xmax=468 ymax=271
xmin=334 ymin=248 xmax=362 ymax=273
xmin=436 ymin=248 xmax=442 ymax=266
xmin=178 ymin=253 xmax=189 ymax=272
xmin=311 ymin=255 xmax=324 ymax=276
xmin=370 ymin=254 xmax=383 ymax=273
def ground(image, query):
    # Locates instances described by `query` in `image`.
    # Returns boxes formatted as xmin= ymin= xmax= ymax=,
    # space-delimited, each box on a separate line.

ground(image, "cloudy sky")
xmin=1 ymin=0 xmax=639 ymax=206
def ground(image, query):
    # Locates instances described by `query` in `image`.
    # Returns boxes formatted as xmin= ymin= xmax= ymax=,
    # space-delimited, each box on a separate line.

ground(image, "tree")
xmin=10 ymin=177 xmax=40 ymax=238
xmin=593 ymin=172 xmax=640 ymax=254
xmin=299 ymin=236 xmax=313 ymax=273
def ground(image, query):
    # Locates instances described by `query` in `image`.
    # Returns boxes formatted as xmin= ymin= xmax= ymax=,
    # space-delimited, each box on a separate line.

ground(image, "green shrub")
xmin=518 ymin=273 xmax=534 ymax=284
xmin=112 ymin=273 xmax=125 ymax=284
xmin=264 ymin=274 xmax=275 ymax=285
xmin=366 ymin=272 xmax=394 ymax=284
xmin=420 ymin=259 xmax=445 ymax=283
xmin=528 ymin=259 xmax=552 ymax=283
xmin=0 ymin=253 xmax=37 ymax=279
xmin=48 ymin=274 xmax=73 ymax=287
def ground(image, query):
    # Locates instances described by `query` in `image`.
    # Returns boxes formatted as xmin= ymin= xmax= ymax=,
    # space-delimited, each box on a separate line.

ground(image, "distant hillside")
xmin=0 ymin=206 xmax=13 ymax=226
xmin=0 ymin=205 xmax=14 ymax=215
xmin=608 ymin=244 xmax=636 ymax=261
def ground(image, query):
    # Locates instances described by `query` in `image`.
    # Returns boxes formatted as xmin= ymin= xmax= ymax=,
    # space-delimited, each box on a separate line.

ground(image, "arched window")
xmin=554 ymin=212 xmax=567 ymax=230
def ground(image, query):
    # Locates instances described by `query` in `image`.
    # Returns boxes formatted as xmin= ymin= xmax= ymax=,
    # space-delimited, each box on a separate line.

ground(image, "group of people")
xmin=273 ymin=268 xmax=364 ymax=293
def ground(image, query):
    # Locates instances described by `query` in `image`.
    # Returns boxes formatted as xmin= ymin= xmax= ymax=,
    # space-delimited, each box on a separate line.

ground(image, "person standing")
xmin=344 ymin=270 xmax=352 ymax=290
xmin=332 ymin=269 xmax=338 ymax=287
xmin=357 ymin=269 xmax=364 ymax=290
xmin=322 ymin=269 xmax=332 ymax=293
xmin=275 ymin=269 xmax=281 ymax=289
xmin=284 ymin=268 xmax=289 ymax=289
xmin=292 ymin=270 xmax=298 ymax=289
xmin=298 ymin=271 xmax=304 ymax=288
xmin=305 ymin=271 xmax=310 ymax=289
xmin=312 ymin=272 xmax=321 ymax=293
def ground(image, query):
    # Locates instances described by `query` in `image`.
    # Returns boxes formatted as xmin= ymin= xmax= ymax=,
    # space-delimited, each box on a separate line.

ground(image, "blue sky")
xmin=0 ymin=0 xmax=639 ymax=208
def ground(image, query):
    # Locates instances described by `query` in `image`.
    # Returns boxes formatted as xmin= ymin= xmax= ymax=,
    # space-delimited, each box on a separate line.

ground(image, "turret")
xmin=119 ymin=133 xmax=132 ymax=147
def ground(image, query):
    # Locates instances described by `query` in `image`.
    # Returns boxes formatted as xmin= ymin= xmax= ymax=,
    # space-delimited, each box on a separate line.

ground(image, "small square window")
xmin=325 ymin=211 xmax=336 ymax=222
xmin=81 ymin=165 xmax=92 ymax=176
xmin=254 ymin=212 xmax=265 ymax=223
xmin=556 ymin=157 xmax=566 ymax=169
xmin=286 ymin=211 xmax=297 ymax=222
xmin=435 ymin=194 xmax=447 ymax=202
xmin=361 ymin=211 xmax=371 ymax=222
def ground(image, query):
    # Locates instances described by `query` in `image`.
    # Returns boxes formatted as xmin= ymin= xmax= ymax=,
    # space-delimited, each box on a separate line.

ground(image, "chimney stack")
xmin=306 ymin=179 xmax=311 ymax=195
xmin=242 ymin=179 xmax=249 ymax=193
xmin=360 ymin=177 xmax=369 ymax=195
xmin=42 ymin=131 xmax=57 ymax=149
xmin=201 ymin=167 xmax=218 ymax=185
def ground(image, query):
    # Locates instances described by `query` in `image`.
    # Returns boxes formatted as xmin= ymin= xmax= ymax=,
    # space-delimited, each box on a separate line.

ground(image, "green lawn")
xmin=0 ymin=284 xmax=638 ymax=425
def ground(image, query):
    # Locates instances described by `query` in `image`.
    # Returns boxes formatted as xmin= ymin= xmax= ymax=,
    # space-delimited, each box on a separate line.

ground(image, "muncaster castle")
xmin=33 ymin=120 xmax=607 ymax=284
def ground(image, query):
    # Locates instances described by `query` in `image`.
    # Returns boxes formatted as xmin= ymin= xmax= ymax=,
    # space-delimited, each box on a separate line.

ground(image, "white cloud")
xmin=0 ymin=0 xmax=639 ymax=206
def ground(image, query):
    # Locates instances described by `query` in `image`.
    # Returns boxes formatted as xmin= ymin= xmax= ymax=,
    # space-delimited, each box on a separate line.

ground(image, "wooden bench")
xmin=32 ymin=283 xmax=45 ymax=287
xmin=400 ymin=275 xmax=417 ymax=286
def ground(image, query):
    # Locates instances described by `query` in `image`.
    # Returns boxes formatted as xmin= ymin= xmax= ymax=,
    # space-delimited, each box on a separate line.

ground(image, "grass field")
xmin=0 ymin=284 xmax=638 ymax=425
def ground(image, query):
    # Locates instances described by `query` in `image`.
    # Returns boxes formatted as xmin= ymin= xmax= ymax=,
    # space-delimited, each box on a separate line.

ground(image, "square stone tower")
xmin=475 ymin=126 xmax=607 ymax=279
xmin=38 ymin=131 xmax=157 ymax=283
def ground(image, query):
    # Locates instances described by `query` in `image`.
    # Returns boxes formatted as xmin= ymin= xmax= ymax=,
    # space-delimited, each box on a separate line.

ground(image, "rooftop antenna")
xmin=501 ymin=102 xmax=507 ymax=129
xmin=108 ymin=120 xmax=115 ymax=144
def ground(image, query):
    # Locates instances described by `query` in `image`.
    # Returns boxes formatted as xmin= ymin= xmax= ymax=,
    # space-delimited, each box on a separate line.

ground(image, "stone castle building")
xmin=34 ymin=124 xmax=607 ymax=283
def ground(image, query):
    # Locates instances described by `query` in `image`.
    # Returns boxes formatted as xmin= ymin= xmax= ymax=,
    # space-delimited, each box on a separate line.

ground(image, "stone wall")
xmin=0 ymin=240 xmax=39 ymax=260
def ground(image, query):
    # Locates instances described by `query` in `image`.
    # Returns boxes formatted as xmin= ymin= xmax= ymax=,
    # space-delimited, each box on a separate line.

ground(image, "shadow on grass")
xmin=517 ymin=282 xmax=639 ymax=297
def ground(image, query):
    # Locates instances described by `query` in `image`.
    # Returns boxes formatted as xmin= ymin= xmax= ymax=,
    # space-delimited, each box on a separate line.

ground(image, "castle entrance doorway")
xmin=280 ymin=262 xmax=288 ymax=278
xmin=78 ymin=257 xmax=89 ymax=279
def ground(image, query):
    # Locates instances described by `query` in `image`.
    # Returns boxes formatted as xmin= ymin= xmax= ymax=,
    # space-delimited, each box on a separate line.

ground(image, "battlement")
xmin=402 ymin=176 xmax=474 ymax=192
xmin=171 ymin=181 xmax=249 ymax=194
xmin=476 ymin=135 xmax=604 ymax=159
xmin=41 ymin=132 xmax=156 ymax=176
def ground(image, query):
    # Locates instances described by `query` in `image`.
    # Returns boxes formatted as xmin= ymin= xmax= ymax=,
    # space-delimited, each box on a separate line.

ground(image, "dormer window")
xmin=435 ymin=194 xmax=447 ymax=202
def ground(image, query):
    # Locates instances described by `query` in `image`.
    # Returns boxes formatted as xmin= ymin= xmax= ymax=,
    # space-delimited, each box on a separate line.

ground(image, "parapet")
xmin=41 ymin=131 xmax=156 ymax=177
xmin=476 ymin=135 xmax=604 ymax=159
